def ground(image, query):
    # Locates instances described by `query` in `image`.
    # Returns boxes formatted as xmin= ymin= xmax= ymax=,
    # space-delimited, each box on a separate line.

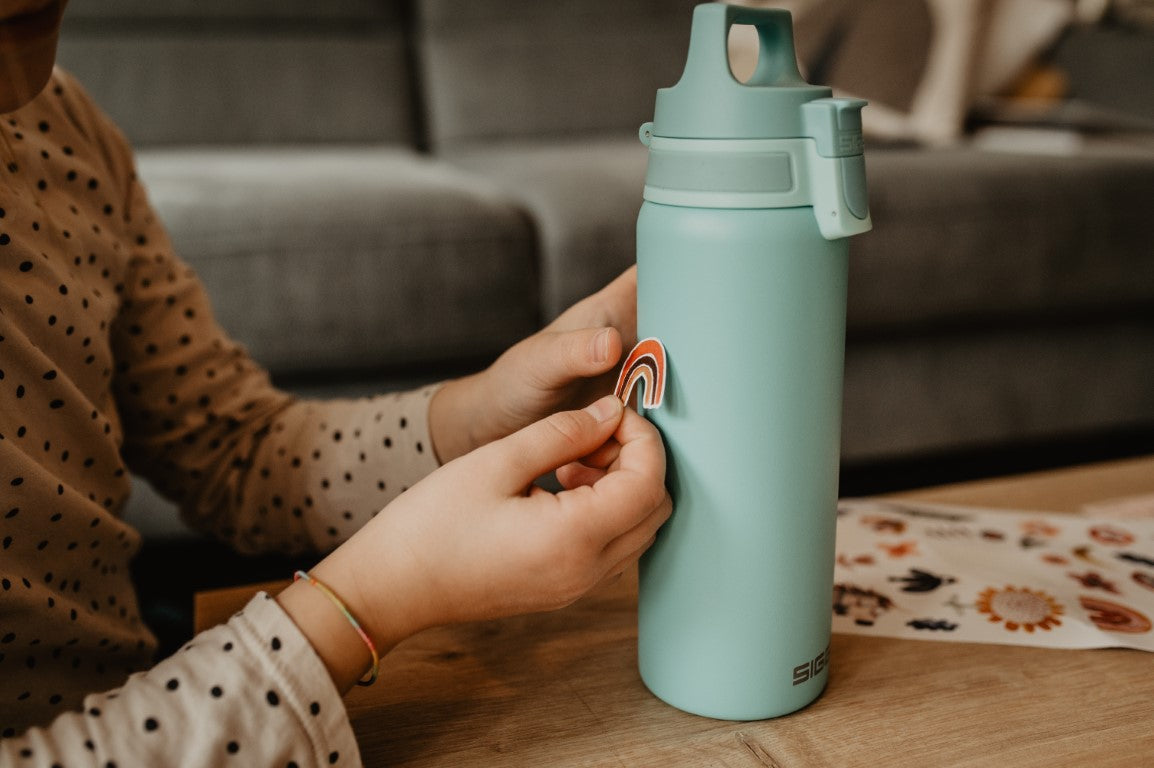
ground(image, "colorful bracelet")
xmin=293 ymin=570 xmax=380 ymax=686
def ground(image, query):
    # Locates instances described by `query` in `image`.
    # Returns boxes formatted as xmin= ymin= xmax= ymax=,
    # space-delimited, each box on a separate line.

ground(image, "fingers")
xmin=581 ymin=434 xmax=623 ymax=469
xmin=588 ymin=491 xmax=672 ymax=591
xmin=555 ymin=460 xmax=606 ymax=490
xmin=557 ymin=409 xmax=667 ymax=543
xmin=592 ymin=266 xmax=638 ymax=327
xmin=571 ymin=326 xmax=624 ymax=376
xmin=481 ymin=396 xmax=624 ymax=495
xmin=494 ymin=326 xmax=624 ymax=402
xmin=555 ymin=434 xmax=623 ymax=490
xmin=601 ymin=490 xmax=672 ymax=568
xmin=604 ymin=408 xmax=666 ymax=487
xmin=545 ymin=326 xmax=625 ymax=382
xmin=549 ymin=266 xmax=638 ymax=343
xmin=555 ymin=403 xmax=655 ymax=491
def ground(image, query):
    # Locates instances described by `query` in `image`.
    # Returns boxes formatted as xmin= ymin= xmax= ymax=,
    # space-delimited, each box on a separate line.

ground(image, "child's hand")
xmin=429 ymin=267 xmax=638 ymax=462
xmin=280 ymin=395 xmax=670 ymax=690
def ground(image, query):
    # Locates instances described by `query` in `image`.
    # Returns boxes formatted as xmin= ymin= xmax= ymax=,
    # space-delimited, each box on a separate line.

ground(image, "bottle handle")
xmin=681 ymin=3 xmax=807 ymax=89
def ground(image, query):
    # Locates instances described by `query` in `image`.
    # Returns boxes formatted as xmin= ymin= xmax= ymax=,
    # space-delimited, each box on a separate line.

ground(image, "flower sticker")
xmin=975 ymin=586 xmax=1064 ymax=632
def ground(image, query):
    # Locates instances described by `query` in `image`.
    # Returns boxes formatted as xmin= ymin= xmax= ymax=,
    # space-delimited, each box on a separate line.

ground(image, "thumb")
xmin=483 ymin=395 xmax=624 ymax=495
xmin=521 ymin=327 xmax=623 ymax=388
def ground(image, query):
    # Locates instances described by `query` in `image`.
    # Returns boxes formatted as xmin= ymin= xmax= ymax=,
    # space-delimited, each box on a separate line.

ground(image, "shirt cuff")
xmin=397 ymin=382 xmax=445 ymax=474
xmin=232 ymin=592 xmax=362 ymax=767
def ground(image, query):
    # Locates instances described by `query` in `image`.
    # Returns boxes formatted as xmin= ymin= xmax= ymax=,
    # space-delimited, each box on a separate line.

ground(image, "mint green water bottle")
xmin=636 ymin=3 xmax=871 ymax=721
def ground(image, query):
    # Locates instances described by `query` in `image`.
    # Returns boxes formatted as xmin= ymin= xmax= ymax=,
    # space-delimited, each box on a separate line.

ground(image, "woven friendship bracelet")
xmin=293 ymin=570 xmax=380 ymax=686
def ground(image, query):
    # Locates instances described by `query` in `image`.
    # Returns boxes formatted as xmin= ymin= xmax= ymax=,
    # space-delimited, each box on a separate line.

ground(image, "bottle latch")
xmin=801 ymin=98 xmax=867 ymax=158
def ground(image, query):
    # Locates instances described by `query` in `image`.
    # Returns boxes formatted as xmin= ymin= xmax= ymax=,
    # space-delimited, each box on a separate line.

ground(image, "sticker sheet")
xmin=833 ymin=500 xmax=1154 ymax=650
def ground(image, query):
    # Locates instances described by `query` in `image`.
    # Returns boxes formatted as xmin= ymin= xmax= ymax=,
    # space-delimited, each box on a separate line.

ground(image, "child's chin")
xmin=0 ymin=20 xmax=61 ymax=112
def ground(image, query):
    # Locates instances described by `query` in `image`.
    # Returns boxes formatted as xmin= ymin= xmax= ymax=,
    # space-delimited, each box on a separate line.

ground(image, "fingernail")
xmin=591 ymin=328 xmax=611 ymax=364
xmin=584 ymin=395 xmax=621 ymax=423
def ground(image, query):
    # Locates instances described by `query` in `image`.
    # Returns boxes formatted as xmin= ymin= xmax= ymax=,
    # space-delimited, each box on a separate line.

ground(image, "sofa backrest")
xmin=56 ymin=0 xmax=417 ymax=147
xmin=415 ymin=0 xmax=700 ymax=149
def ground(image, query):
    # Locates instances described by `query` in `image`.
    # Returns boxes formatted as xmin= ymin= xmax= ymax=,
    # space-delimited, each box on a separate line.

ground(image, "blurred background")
xmin=53 ymin=0 xmax=1154 ymax=651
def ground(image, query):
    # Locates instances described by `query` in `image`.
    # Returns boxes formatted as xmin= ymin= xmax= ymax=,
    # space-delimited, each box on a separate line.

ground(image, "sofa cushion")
xmin=449 ymin=138 xmax=648 ymax=319
xmin=58 ymin=0 xmax=415 ymax=145
xmin=135 ymin=146 xmax=540 ymax=375
xmin=415 ymin=0 xmax=699 ymax=148
xmin=854 ymin=142 xmax=1154 ymax=333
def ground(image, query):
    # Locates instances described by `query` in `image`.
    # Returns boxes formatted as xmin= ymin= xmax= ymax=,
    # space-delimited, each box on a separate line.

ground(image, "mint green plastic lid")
xmin=653 ymin=3 xmax=831 ymax=140
xmin=642 ymin=3 xmax=872 ymax=235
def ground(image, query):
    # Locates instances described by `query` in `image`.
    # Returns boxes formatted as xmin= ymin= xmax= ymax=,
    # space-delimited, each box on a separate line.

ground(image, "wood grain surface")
xmin=196 ymin=456 xmax=1154 ymax=767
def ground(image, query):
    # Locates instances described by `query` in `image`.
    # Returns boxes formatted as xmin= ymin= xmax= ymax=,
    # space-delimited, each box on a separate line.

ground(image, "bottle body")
xmin=636 ymin=201 xmax=847 ymax=720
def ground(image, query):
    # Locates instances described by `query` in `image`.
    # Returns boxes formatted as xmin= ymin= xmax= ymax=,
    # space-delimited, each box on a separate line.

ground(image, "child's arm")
xmin=1 ymin=590 xmax=362 ymax=766
xmin=1 ymin=398 xmax=667 ymax=763
xmin=279 ymin=396 xmax=671 ymax=692
xmin=113 ymin=207 xmax=637 ymax=557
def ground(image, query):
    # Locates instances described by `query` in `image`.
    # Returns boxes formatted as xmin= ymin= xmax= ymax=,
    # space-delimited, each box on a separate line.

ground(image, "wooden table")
xmin=196 ymin=456 xmax=1154 ymax=767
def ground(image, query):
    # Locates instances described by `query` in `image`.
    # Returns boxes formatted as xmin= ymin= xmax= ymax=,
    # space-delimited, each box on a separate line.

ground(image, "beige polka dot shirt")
xmin=0 ymin=70 xmax=441 ymax=765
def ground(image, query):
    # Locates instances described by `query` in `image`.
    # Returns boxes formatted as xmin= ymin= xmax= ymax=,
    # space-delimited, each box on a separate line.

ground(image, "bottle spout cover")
xmin=652 ymin=3 xmax=830 ymax=140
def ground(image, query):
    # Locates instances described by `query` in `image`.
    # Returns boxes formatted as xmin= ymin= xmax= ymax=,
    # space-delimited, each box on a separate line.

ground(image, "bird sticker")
xmin=907 ymin=618 xmax=958 ymax=632
xmin=889 ymin=568 xmax=957 ymax=593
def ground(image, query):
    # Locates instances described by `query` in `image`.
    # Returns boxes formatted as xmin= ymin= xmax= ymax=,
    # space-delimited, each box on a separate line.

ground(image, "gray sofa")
xmin=57 ymin=0 xmax=1154 ymax=541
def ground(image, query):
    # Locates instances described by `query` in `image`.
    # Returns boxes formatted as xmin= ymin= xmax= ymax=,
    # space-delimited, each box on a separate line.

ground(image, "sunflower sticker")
xmin=975 ymin=586 xmax=1064 ymax=633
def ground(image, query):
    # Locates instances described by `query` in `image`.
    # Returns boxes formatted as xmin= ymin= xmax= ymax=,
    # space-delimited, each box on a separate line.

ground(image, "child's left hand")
xmin=429 ymin=266 xmax=638 ymax=462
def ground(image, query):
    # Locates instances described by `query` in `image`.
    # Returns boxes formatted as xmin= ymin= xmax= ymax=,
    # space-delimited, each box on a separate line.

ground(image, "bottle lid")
xmin=641 ymin=3 xmax=872 ymax=239
xmin=653 ymin=3 xmax=830 ymax=141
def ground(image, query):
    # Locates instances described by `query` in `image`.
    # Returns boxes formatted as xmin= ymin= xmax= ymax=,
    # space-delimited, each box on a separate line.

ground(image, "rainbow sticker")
xmin=614 ymin=337 xmax=667 ymax=410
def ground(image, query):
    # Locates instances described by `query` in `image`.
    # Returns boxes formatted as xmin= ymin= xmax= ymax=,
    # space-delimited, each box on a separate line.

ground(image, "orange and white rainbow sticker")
xmin=614 ymin=337 xmax=667 ymax=409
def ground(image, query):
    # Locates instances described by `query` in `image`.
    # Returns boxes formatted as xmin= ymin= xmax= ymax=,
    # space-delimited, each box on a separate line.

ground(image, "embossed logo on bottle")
xmin=792 ymin=645 xmax=830 ymax=686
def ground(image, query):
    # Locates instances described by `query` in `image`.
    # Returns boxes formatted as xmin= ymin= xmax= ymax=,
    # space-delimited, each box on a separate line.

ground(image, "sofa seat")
xmin=135 ymin=146 xmax=540 ymax=375
xmin=843 ymin=321 xmax=1154 ymax=461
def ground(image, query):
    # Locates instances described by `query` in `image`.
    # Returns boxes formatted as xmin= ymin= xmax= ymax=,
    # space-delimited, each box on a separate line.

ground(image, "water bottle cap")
xmin=652 ymin=3 xmax=830 ymax=141
xmin=640 ymin=3 xmax=872 ymax=239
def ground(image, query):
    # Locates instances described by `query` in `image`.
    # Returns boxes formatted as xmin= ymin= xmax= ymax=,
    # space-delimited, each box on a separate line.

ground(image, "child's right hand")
xmin=278 ymin=395 xmax=671 ymax=691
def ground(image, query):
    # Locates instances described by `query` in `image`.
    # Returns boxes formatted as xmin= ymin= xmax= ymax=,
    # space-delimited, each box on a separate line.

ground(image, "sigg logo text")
xmin=792 ymin=645 xmax=830 ymax=686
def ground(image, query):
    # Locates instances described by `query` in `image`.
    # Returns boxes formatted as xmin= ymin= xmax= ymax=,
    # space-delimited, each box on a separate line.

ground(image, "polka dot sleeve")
xmin=2 ymin=592 xmax=362 ymax=767
xmin=104 ymin=103 xmax=441 ymax=555
xmin=0 ymin=68 xmax=441 ymax=744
